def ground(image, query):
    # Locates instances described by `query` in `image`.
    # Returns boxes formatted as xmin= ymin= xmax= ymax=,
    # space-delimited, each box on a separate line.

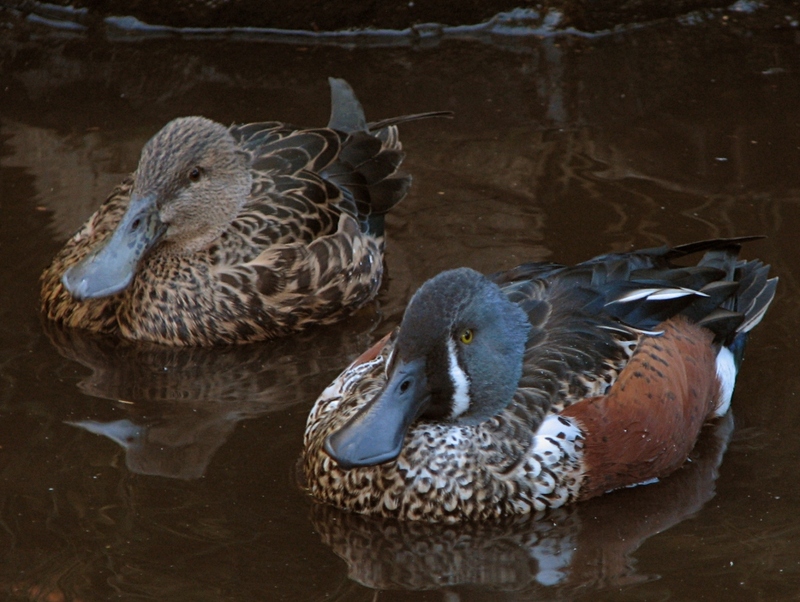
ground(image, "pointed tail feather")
xmin=662 ymin=238 xmax=777 ymax=341
xmin=666 ymin=235 xmax=765 ymax=261
xmin=709 ymin=255 xmax=776 ymax=366
xmin=367 ymin=111 xmax=454 ymax=131
xmin=327 ymin=77 xmax=368 ymax=133
xmin=324 ymin=78 xmax=450 ymax=237
xmin=328 ymin=77 xmax=453 ymax=134
xmin=733 ymin=261 xmax=778 ymax=335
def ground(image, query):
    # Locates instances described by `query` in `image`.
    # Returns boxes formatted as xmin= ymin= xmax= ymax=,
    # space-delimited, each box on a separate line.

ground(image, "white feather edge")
xmin=610 ymin=287 xmax=709 ymax=304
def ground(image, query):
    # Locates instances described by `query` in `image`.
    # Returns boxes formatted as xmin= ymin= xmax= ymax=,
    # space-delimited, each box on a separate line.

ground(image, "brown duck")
xmin=41 ymin=78 xmax=447 ymax=345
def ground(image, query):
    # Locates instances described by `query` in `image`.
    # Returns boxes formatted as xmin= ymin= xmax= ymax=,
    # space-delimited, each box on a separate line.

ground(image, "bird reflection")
xmin=67 ymin=415 xmax=238 ymax=480
xmin=310 ymin=412 xmax=734 ymax=595
xmin=44 ymin=315 xmax=377 ymax=479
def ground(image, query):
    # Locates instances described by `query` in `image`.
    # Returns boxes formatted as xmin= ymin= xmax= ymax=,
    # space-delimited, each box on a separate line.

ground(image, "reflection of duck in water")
xmin=45 ymin=317 xmax=375 ymax=480
xmin=310 ymin=413 xmax=734 ymax=593
xmin=41 ymin=78 xmax=448 ymax=345
xmin=304 ymin=238 xmax=776 ymax=522
xmin=69 ymin=414 xmax=234 ymax=481
xmin=43 ymin=316 xmax=374 ymax=405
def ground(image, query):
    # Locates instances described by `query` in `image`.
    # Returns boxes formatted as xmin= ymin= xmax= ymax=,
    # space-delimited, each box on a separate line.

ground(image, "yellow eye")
xmin=459 ymin=329 xmax=474 ymax=344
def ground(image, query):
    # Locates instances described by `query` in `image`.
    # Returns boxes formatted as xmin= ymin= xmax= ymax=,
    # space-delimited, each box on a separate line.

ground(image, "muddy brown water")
xmin=2 ymin=9 xmax=800 ymax=602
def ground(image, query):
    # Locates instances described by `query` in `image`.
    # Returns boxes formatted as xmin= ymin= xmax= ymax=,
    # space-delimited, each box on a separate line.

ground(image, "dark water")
xmin=2 ymin=7 xmax=800 ymax=601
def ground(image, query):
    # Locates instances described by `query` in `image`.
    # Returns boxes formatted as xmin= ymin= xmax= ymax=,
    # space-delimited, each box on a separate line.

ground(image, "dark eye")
xmin=131 ymin=218 xmax=141 ymax=231
xmin=188 ymin=167 xmax=203 ymax=182
xmin=459 ymin=329 xmax=474 ymax=344
xmin=399 ymin=380 xmax=411 ymax=393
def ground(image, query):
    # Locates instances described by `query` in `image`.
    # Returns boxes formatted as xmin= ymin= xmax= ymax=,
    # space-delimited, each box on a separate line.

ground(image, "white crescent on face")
xmin=446 ymin=338 xmax=471 ymax=419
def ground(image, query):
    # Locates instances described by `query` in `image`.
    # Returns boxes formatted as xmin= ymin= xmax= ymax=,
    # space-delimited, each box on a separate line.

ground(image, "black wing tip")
xmin=667 ymin=235 xmax=767 ymax=259
xmin=367 ymin=110 xmax=454 ymax=131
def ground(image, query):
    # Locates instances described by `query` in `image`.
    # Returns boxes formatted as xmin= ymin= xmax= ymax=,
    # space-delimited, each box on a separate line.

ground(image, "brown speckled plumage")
xmin=41 ymin=79 xmax=447 ymax=346
xmin=303 ymin=238 xmax=777 ymax=522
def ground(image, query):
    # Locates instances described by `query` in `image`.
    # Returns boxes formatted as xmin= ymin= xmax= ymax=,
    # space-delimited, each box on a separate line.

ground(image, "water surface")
xmin=1 ymin=9 xmax=800 ymax=601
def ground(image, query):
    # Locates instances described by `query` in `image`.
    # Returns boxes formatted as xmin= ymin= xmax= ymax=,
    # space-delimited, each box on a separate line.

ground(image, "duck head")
xmin=325 ymin=268 xmax=531 ymax=469
xmin=63 ymin=117 xmax=251 ymax=300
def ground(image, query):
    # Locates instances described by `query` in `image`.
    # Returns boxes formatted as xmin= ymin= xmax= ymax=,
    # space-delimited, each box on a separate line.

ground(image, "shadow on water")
xmin=2 ymin=4 xmax=800 ymax=601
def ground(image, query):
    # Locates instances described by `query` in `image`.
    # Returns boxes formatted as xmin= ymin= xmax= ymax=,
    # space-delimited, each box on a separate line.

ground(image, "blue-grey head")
xmin=324 ymin=267 xmax=531 ymax=469
xmin=62 ymin=116 xmax=251 ymax=300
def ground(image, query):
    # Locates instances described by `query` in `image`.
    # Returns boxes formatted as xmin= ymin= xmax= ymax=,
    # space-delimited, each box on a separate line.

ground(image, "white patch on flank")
xmin=536 ymin=414 xmax=581 ymax=440
xmin=528 ymin=414 xmax=585 ymax=508
xmin=447 ymin=338 xmax=471 ymax=418
xmin=713 ymin=346 xmax=737 ymax=417
xmin=531 ymin=415 xmax=583 ymax=470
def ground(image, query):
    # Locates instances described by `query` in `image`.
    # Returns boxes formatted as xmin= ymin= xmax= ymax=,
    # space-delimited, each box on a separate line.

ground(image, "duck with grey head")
xmin=303 ymin=237 xmax=776 ymax=522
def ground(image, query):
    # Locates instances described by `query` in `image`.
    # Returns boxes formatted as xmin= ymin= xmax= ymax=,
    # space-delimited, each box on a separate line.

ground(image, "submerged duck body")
xmin=41 ymin=78 xmax=445 ymax=346
xmin=303 ymin=238 xmax=777 ymax=522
